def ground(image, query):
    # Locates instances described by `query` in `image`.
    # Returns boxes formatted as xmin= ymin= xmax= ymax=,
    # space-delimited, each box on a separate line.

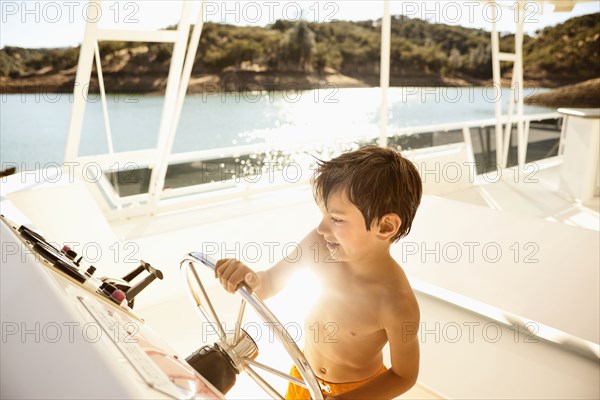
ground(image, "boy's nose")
xmin=316 ymin=217 xmax=329 ymax=236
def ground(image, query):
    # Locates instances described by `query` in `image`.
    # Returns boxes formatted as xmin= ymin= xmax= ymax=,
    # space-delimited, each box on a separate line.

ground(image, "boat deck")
xmin=443 ymin=158 xmax=599 ymax=230
xmin=2 ymin=155 xmax=598 ymax=399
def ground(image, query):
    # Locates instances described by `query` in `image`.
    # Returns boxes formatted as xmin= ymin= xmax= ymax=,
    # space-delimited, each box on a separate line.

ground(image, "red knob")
xmin=111 ymin=289 xmax=126 ymax=304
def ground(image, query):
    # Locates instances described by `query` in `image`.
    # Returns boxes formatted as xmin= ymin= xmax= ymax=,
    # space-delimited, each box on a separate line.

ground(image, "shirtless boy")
xmin=215 ymin=145 xmax=423 ymax=399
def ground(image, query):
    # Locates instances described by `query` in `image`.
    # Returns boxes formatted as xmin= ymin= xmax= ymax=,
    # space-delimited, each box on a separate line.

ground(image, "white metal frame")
xmin=489 ymin=0 xmax=526 ymax=169
xmin=63 ymin=0 xmax=570 ymax=221
xmin=64 ymin=0 xmax=203 ymax=215
xmin=147 ymin=4 xmax=207 ymax=213
xmin=379 ymin=0 xmax=391 ymax=147
xmin=487 ymin=0 xmax=594 ymax=167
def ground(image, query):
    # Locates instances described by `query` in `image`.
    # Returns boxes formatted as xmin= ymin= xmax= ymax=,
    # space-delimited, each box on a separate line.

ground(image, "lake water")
xmin=0 ymin=87 xmax=553 ymax=169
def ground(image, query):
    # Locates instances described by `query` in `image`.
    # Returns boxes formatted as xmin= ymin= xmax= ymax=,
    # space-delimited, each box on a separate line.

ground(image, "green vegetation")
xmin=0 ymin=46 xmax=80 ymax=77
xmin=525 ymin=13 xmax=600 ymax=79
xmin=1 ymin=13 xmax=598 ymax=85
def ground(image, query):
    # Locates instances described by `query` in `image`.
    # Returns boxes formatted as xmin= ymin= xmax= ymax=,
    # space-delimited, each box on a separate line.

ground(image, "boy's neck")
xmin=342 ymin=245 xmax=397 ymax=281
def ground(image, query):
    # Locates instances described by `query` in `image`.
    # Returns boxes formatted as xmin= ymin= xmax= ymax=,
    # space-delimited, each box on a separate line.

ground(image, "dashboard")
xmin=0 ymin=215 xmax=225 ymax=399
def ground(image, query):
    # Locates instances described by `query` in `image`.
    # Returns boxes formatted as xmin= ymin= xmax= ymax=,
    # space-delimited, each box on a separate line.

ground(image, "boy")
xmin=215 ymin=145 xmax=422 ymax=399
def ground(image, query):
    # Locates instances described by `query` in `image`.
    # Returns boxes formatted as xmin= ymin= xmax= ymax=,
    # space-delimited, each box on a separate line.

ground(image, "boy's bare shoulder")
xmin=379 ymin=263 xmax=420 ymax=326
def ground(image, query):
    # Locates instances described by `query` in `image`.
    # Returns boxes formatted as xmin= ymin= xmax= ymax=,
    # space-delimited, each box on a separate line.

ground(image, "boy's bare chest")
xmin=308 ymin=270 xmax=387 ymax=338
xmin=306 ymin=293 xmax=383 ymax=340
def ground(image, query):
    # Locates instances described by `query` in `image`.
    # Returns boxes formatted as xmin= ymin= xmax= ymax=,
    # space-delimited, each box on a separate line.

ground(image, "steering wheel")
xmin=180 ymin=252 xmax=324 ymax=400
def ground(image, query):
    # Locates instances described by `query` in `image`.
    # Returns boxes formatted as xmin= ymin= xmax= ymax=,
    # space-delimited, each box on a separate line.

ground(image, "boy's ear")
xmin=375 ymin=213 xmax=402 ymax=241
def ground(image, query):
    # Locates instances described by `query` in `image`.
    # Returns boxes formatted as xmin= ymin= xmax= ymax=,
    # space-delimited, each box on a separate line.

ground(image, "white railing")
xmin=89 ymin=111 xmax=561 ymax=220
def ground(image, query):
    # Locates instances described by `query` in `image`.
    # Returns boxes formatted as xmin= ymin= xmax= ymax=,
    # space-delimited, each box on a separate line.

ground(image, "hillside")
xmin=1 ymin=13 xmax=598 ymax=94
xmin=524 ymin=78 xmax=600 ymax=108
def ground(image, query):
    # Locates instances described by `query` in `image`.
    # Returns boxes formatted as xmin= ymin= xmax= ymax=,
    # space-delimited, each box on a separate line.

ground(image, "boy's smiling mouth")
xmin=326 ymin=241 xmax=339 ymax=252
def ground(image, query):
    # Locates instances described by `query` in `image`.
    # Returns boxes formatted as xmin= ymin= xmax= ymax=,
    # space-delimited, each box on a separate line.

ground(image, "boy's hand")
xmin=214 ymin=258 xmax=261 ymax=293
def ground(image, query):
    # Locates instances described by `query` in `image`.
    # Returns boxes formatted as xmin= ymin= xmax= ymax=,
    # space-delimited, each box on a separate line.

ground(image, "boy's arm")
xmin=259 ymin=229 xmax=323 ymax=298
xmin=331 ymin=299 xmax=421 ymax=399
xmin=216 ymin=229 xmax=323 ymax=299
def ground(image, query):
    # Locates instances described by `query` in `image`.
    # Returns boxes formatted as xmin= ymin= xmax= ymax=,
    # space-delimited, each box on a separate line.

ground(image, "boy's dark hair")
xmin=312 ymin=145 xmax=422 ymax=242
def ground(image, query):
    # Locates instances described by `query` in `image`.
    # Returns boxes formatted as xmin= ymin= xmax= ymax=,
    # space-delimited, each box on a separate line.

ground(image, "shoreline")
xmin=0 ymin=70 xmax=577 ymax=95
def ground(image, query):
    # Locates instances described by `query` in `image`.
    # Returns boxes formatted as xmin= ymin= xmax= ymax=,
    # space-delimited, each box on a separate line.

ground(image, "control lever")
xmin=101 ymin=261 xmax=163 ymax=308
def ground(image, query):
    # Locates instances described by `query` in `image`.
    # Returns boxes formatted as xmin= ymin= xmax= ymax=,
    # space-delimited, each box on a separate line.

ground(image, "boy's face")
xmin=316 ymin=190 xmax=384 ymax=263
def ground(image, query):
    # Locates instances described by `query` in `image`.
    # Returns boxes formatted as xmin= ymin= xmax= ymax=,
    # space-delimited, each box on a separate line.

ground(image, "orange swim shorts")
xmin=285 ymin=364 xmax=387 ymax=399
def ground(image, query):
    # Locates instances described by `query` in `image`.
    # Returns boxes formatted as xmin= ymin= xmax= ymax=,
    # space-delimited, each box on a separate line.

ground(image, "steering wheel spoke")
xmin=246 ymin=365 xmax=285 ymax=400
xmin=243 ymin=357 xmax=307 ymax=388
xmin=181 ymin=261 xmax=228 ymax=341
xmin=233 ymin=299 xmax=246 ymax=345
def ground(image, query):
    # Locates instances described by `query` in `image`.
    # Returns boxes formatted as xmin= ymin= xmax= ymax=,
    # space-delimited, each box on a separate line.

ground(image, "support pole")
xmin=515 ymin=1 xmax=526 ymax=167
xmin=490 ymin=0 xmax=504 ymax=168
xmin=378 ymin=0 xmax=391 ymax=148
xmin=64 ymin=0 xmax=101 ymax=162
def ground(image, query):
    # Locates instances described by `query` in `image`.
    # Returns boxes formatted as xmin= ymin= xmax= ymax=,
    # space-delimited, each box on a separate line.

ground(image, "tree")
xmin=448 ymin=48 xmax=463 ymax=71
xmin=281 ymin=21 xmax=316 ymax=71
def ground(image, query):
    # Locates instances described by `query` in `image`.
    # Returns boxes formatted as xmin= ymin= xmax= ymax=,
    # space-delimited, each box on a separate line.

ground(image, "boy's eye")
xmin=330 ymin=217 xmax=342 ymax=223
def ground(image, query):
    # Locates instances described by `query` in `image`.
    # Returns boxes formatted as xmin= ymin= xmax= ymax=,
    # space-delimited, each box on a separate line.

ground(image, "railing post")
xmin=490 ymin=1 xmax=504 ymax=169
xmin=64 ymin=0 xmax=101 ymax=163
xmin=146 ymin=2 xmax=194 ymax=212
xmin=515 ymin=1 xmax=526 ymax=167
xmin=378 ymin=0 xmax=391 ymax=148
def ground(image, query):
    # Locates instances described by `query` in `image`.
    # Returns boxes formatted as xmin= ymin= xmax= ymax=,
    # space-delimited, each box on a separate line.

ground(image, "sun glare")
xmin=269 ymin=268 xmax=322 ymax=325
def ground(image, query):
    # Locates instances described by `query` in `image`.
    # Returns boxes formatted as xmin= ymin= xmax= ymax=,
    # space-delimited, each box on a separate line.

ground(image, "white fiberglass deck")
xmin=443 ymin=158 xmax=600 ymax=230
